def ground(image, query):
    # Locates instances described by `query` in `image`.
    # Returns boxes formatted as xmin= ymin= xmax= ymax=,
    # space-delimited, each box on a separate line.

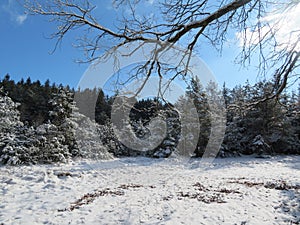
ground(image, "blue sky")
xmin=0 ymin=0 xmax=285 ymax=91
xmin=0 ymin=0 xmax=87 ymax=86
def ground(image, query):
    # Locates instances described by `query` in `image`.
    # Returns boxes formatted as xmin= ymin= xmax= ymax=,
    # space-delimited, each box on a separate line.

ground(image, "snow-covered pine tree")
xmin=49 ymin=87 xmax=112 ymax=160
xmin=0 ymin=88 xmax=37 ymax=165
xmin=174 ymin=94 xmax=200 ymax=157
xmin=97 ymin=122 xmax=124 ymax=156
xmin=221 ymin=84 xmax=248 ymax=156
xmin=222 ymin=81 xmax=298 ymax=156
xmin=277 ymin=88 xmax=300 ymax=154
xmin=49 ymin=87 xmax=77 ymax=155
xmin=289 ymin=86 xmax=300 ymax=153
xmin=35 ymin=122 xmax=70 ymax=163
xmin=183 ymin=77 xmax=211 ymax=157
xmin=76 ymin=116 xmax=113 ymax=159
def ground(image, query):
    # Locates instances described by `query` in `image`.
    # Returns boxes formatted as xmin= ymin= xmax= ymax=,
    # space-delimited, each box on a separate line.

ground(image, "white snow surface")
xmin=1 ymin=155 xmax=299 ymax=225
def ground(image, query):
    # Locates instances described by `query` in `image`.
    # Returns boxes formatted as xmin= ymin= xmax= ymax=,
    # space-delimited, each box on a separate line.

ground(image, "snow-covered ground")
xmin=1 ymin=155 xmax=299 ymax=225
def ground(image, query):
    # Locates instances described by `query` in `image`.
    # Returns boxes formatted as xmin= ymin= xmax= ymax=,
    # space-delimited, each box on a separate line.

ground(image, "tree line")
xmin=0 ymin=74 xmax=299 ymax=165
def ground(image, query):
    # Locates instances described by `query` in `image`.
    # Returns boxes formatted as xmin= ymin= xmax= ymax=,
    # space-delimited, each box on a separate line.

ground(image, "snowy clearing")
xmin=1 ymin=155 xmax=299 ymax=225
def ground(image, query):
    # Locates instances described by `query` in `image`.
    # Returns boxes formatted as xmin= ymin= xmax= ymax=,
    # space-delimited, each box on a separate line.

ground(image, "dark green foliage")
xmin=0 ymin=75 xmax=111 ymax=127
xmin=75 ymin=87 xmax=110 ymax=124
xmin=0 ymin=75 xmax=58 ymax=126
xmin=221 ymin=81 xmax=300 ymax=156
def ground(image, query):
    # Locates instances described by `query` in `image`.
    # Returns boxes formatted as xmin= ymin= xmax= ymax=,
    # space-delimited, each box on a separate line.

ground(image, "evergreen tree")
xmin=34 ymin=122 xmax=70 ymax=163
xmin=185 ymin=77 xmax=211 ymax=157
xmin=49 ymin=87 xmax=79 ymax=155
xmin=222 ymin=81 xmax=299 ymax=155
xmin=0 ymin=88 xmax=38 ymax=165
xmin=49 ymin=87 xmax=112 ymax=159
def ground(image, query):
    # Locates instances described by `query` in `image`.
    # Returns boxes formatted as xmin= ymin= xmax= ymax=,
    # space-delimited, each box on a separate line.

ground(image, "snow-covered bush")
xmin=35 ymin=123 xmax=70 ymax=163
xmin=151 ymin=108 xmax=180 ymax=158
xmin=98 ymin=122 xmax=129 ymax=157
xmin=250 ymin=135 xmax=271 ymax=155
xmin=0 ymin=89 xmax=44 ymax=165
xmin=49 ymin=87 xmax=113 ymax=160
xmin=0 ymin=90 xmax=31 ymax=165
xmin=75 ymin=116 xmax=113 ymax=160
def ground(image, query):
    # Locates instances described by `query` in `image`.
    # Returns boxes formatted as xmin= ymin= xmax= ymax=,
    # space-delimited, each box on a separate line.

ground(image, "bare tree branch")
xmin=24 ymin=0 xmax=300 ymax=104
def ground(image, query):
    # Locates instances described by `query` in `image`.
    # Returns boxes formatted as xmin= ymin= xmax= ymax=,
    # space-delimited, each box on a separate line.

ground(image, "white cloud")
xmin=236 ymin=2 xmax=300 ymax=52
xmin=147 ymin=0 xmax=155 ymax=5
xmin=2 ymin=0 xmax=28 ymax=25
xmin=16 ymin=14 xmax=27 ymax=25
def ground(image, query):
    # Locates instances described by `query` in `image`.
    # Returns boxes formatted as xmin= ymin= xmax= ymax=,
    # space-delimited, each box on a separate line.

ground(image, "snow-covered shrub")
xmin=49 ymin=88 xmax=113 ymax=160
xmin=250 ymin=135 xmax=271 ymax=155
xmin=98 ymin=122 xmax=128 ymax=156
xmin=150 ymin=108 xmax=180 ymax=158
xmin=35 ymin=123 xmax=70 ymax=163
xmin=74 ymin=116 xmax=113 ymax=160
xmin=0 ymin=90 xmax=35 ymax=165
